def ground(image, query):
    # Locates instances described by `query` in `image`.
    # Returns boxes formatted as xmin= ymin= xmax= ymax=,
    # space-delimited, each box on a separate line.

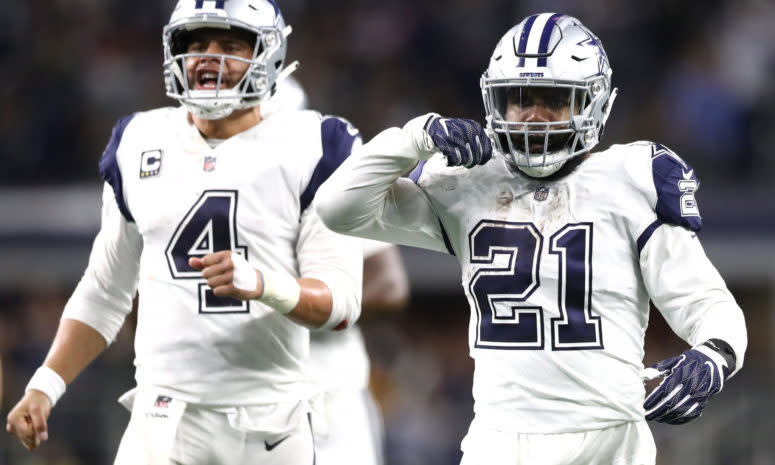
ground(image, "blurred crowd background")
xmin=1 ymin=0 xmax=774 ymax=464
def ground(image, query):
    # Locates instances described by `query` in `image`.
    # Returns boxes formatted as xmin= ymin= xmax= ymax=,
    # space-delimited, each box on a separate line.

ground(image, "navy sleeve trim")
xmin=408 ymin=160 xmax=427 ymax=183
xmin=300 ymin=116 xmax=361 ymax=215
xmin=636 ymin=219 xmax=663 ymax=256
xmin=440 ymin=220 xmax=456 ymax=256
xmin=98 ymin=115 xmax=136 ymax=223
xmin=651 ymin=143 xmax=702 ymax=232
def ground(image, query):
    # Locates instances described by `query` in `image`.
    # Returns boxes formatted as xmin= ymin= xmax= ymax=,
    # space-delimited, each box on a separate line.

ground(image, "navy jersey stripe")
xmin=299 ymin=117 xmax=361 ymax=215
xmin=637 ymin=219 xmax=663 ymax=256
xmin=408 ymin=160 xmax=427 ymax=183
xmin=440 ymin=220 xmax=456 ymax=256
xmin=98 ymin=115 xmax=136 ymax=223
xmin=651 ymin=144 xmax=702 ymax=232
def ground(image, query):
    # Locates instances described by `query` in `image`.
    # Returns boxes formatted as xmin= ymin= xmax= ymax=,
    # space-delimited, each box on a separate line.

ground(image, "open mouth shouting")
xmin=194 ymin=67 xmax=229 ymax=91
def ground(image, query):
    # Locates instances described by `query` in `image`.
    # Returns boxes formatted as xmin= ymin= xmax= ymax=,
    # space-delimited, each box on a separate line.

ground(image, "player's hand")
xmin=189 ymin=251 xmax=263 ymax=300
xmin=425 ymin=115 xmax=492 ymax=168
xmin=643 ymin=340 xmax=734 ymax=425
xmin=6 ymin=390 xmax=52 ymax=451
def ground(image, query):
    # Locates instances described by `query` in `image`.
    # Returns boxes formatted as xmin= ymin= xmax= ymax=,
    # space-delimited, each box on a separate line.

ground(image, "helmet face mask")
xmin=162 ymin=0 xmax=292 ymax=120
xmin=481 ymin=13 xmax=617 ymax=177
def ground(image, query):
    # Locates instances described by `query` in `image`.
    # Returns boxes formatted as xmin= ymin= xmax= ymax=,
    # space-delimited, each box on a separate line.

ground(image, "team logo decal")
xmin=140 ymin=149 xmax=162 ymax=178
xmin=534 ymin=186 xmax=549 ymax=201
xmin=203 ymin=156 xmax=217 ymax=172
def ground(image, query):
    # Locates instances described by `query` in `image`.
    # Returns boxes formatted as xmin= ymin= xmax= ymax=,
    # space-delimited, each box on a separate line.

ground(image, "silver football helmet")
xmin=480 ymin=13 xmax=617 ymax=177
xmin=163 ymin=0 xmax=297 ymax=120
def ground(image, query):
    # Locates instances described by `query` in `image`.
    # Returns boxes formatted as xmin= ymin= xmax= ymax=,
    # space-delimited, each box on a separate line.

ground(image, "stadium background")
xmin=0 ymin=0 xmax=773 ymax=463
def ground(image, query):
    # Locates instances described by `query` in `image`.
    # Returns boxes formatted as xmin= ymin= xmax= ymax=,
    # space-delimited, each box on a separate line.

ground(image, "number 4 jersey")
xmin=62 ymin=106 xmax=363 ymax=407
xmin=315 ymin=118 xmax=747 ymax=434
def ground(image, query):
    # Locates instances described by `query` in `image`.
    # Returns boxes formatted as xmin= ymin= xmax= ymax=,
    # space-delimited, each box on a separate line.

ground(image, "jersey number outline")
xmin=166 ymin=190 xmax=249 ymax=314
xmin=468 ymin=220 xmax=603 ymax=350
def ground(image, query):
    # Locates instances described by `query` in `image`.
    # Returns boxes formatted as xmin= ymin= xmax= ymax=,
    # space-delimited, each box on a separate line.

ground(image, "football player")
xmin=6 ymin=1 xmax=364 ymax=464
xmin=315 ymin=13 xmax=747 ymax=465
xmin=264 ymin=77 xmax=410 ymax=465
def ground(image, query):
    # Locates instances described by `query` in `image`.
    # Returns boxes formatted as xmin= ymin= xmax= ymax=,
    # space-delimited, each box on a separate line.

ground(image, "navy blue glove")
xmin=425 ymin=115 xmax=492 ymax=168
xmin=643 ymin=339 xmax=736 ymax=425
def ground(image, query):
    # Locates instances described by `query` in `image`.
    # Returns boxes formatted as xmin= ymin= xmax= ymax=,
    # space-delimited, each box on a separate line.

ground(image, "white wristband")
xmin=258 ymin=270 xmax=301 ymax=314
xmin=230 ymin=252 xmax=300 ymax=314
xmin=231 ymin=252 xmax=258 ymax=292
xmin=26 ymin=366 xmax=66 ymax=408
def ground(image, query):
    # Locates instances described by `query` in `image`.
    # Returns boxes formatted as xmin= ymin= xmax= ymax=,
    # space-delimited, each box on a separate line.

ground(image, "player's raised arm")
xmin=315 ymin=114 xmax=490 ymax=253
xmin=6 ymin=184 xmax=142 ymax=450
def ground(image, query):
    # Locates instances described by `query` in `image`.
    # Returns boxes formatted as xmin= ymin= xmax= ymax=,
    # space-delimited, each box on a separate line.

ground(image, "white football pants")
xmin=113 ymin=388 xmax=314 ymax=465
xmin=313 ymin=387 xmax=384 ymax=465
xmin=460 ymin=419 xmax=656 ymax=465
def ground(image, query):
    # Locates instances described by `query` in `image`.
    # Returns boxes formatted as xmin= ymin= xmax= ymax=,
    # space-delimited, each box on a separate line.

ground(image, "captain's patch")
xmin=140 ymin=150 xmax=162 ymax=178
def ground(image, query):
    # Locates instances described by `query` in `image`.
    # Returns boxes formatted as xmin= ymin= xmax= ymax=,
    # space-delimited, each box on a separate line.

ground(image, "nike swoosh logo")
xmin=682 ymin=169 xmax=694 ymax=180
xmin=265 ymin=435 xmax=290 ymax=451
xmin=346 ymin=125 xmax=359 ymax=136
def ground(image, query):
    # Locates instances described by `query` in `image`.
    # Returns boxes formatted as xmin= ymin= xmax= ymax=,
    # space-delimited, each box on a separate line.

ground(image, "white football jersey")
xmin=62 ymin=106 xmax=363 ymax=407
xmin=316 ymin=119 xmax=747 ymax=434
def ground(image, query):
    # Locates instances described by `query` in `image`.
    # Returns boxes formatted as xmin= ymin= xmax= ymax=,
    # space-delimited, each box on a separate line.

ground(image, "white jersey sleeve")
xmin=316 ymin=115 xmax=450 ymax=254
xmin=640 ymin=225 xmax=747 ymax=374
xmin=632 ymin=146 xmax=747 ymax=374
xmin=61 ymin=182 xmax=142 ymax=344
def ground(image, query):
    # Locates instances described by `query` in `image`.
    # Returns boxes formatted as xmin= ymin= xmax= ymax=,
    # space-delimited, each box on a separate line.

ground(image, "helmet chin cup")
xmin=518 ymin=162 xmax=566 ymax=178
xmin=184 ymin=90 xmax=242 ymax=120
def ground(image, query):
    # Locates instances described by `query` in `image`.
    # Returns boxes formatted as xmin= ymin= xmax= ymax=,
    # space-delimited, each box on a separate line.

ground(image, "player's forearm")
xmin=316 ymin=115 xmax=434 ymax=234
xmin=42 ymin=319 xmax=108 ymax=385
xmin=286 ymin=278 xmax=336 ymax=329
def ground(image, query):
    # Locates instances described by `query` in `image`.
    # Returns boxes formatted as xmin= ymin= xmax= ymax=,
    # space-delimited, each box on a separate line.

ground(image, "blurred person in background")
xmin=312 ymin=239 xmax=409 ymax=465
xmin=267 ymin=75 xmax=411 ymax=465
xmin=5 ymin=0 xmax=366 ymax=464
xmin=316 ymin=12 xmax=748 ymax=465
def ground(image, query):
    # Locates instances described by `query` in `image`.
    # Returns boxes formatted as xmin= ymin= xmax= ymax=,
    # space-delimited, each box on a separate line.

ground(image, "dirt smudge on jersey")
xmin=534 ymin=183 xmax=571 ymax=234
xmin=495 ymin=185 xmax=514 ymax=212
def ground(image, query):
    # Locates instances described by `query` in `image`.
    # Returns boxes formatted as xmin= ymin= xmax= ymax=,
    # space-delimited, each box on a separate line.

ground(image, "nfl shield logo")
xmin=534 ymin=186 xmax=549 ymax=201
xmin=203 ymin=156 xmax=216 ymax=172
xmin=154 ymin=395 xmax=172 ymax=408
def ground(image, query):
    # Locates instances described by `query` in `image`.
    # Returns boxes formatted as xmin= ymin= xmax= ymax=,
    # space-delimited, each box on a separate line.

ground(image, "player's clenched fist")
xmin=6 ymin=390 xmax=52 ymax=451
xmin=424 ymin=115 xmax=492 ymax=168
xmin=189 ymin=251 xmax=264 ymax=300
